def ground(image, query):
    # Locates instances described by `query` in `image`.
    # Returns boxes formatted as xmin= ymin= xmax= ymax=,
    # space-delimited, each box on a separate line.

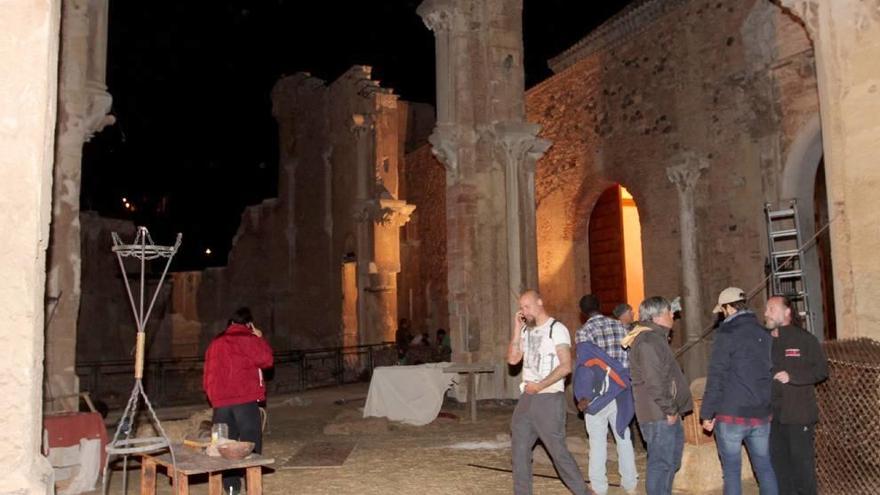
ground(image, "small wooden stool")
xmin=139 ymin=444 xmax=274 ymax=495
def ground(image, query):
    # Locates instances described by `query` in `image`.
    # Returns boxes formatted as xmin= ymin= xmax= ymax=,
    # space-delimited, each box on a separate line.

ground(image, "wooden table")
xmin=443 ymin=363 xmax=496 ymax=422
xmin=139 ymin=444 xmax=274 ymax=495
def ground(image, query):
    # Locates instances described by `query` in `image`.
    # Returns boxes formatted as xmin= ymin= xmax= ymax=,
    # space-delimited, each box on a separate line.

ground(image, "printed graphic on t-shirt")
xmin=524 ymin=331 xmax=556 ymax=380
xmin=785 ymin=348 xmax=801 ymax=357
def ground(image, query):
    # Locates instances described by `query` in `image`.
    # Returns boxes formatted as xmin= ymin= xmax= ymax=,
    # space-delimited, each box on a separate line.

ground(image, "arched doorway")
xmin=781 ymin=116 xmax=836 ymax=340
xmin=588 ymin=185 xmax=645 ymax=315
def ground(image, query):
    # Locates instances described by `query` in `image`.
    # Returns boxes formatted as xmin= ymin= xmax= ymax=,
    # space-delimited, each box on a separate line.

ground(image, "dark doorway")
xmin=813 ymin=158 xmax=836 ymax=340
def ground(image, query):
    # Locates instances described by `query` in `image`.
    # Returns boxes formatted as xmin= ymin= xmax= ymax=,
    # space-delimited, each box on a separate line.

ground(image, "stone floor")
xmin=97 ymin=382 xmax=761 ymax=494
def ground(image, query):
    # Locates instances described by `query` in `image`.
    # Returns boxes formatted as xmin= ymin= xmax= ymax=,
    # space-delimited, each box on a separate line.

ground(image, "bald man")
xmin=508 ymin=290 xmax=589 ymax=495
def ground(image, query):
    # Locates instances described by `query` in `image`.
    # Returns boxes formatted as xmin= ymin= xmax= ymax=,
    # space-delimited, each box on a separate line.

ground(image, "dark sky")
xmin=82 ymin=0 xmax=633 ymax=270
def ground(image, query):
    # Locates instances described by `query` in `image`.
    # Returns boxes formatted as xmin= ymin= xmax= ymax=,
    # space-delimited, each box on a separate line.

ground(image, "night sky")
xmin=81 ymin=0 xmax=633 ymax=270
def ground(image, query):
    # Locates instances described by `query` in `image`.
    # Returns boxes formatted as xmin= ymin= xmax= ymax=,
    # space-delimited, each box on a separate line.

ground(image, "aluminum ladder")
xmin=764 ymin=201 xmax=814 ymax=334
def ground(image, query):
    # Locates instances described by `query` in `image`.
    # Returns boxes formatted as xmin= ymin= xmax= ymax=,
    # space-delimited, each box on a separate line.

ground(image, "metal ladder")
xmin=764 ymin=201 xmax=814 ymax=334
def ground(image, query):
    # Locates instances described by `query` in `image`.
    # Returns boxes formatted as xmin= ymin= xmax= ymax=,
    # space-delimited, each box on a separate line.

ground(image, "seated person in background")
xmin=436 ymin=328 xmax=452 ymax=361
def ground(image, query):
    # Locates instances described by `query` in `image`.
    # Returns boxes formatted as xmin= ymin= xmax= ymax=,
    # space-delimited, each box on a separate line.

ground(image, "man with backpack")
xmin=507 ymin=290 xmax=589 ymax=495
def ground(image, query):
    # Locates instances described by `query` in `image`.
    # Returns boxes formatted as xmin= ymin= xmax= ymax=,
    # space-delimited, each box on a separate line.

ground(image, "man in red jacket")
xmin=203 ymin=307 xmax=274 ymax=492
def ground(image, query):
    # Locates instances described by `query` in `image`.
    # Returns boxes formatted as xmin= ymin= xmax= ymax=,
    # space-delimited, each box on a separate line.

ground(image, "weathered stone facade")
xmin=526 ymin=0 xmax=823 ymax=377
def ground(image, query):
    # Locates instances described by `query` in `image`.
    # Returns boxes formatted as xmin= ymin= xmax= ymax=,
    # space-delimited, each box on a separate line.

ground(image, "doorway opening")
xmin=813 ymin=159 xmax=836 ymax=340
xmin=341 ymin=253 xmax=359 ymax=347
xmin=588 ymin=185 xmax=645 ymax=315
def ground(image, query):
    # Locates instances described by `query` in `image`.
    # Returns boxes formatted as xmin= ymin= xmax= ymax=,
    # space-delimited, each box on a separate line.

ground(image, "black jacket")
xmin=701 ymin=311 xmax=773 ymax=421
xmin=624 ymin=322 xmax=693 ymax=423
xmin=771 ymin=325 xmax=828 ymax=425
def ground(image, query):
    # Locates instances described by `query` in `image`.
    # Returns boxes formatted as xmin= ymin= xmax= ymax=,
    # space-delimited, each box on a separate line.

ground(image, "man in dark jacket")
xmin=204 ymin=307 xmax=274 ymax=492
xmin=622 ymin=296 xmax=692 ymax=495
xmin=765 ymin=295 xmax=828 ymax=495
xmin=701 ymin=288 xmax=778 ymax=495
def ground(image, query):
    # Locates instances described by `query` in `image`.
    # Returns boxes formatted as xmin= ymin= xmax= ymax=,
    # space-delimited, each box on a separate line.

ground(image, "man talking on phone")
xmin=508 ymin=290 xmax=590 ymax=495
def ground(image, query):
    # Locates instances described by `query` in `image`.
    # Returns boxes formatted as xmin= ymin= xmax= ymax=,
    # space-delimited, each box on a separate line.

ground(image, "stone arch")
xmin=780 ymin=114 xmax=830 ymax=338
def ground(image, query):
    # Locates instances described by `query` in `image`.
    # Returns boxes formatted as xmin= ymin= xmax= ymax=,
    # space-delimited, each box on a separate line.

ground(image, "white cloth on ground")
xmin=363 ymin=362 xmax=455 ymax=426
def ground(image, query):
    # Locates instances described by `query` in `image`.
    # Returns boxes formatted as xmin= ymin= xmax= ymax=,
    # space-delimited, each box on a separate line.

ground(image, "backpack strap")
xmin=549 ymin=318 xmax=559 ymax=340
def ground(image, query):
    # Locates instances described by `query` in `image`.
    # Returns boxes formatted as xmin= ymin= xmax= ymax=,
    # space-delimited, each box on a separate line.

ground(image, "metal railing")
xmin=75 ymin=342 xmax=397 ymax=410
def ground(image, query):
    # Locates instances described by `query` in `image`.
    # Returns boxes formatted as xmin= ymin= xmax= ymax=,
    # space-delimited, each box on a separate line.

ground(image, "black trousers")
xmin=213 ymin=401 xmax=262 ymax=491
xmin=770 ymin=420 xmax=818 ymax=495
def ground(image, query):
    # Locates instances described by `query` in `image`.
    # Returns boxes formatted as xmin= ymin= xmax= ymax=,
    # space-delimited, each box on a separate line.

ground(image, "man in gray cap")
xmin=701 ymin=287 xmax=778 ymax=495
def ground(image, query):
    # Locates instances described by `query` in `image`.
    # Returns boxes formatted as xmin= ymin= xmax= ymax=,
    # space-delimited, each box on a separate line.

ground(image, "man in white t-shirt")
xmin=508 ymin=290 xmax=590 ymax=495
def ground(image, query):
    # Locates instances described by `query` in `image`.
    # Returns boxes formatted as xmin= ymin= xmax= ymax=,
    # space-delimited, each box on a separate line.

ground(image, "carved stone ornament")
xmin=427 ymin=123 xmax=477 ymax=180
xmin=666 ymin=151 xmax=709 ymax=195
xmin=353 ymin=199 xmax=416 ymax=227
xmin=417 ymin=0 xmax=456 ymax=33
xmin=488 ymin=121 xmax=552 ymax=174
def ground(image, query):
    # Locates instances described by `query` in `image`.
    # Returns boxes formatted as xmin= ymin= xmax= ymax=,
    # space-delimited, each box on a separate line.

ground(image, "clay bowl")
xmin=217 ymin=441 xmax=255 ymax=460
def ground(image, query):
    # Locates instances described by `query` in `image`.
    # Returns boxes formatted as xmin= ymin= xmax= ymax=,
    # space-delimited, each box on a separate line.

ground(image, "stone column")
xmin=779 ymin=0 xmax=880 ymax=340
xmin=491 ymin=122 xmax=552 ymax=300
xmin=667 ymin=152 xmax=709 ymax=378
xmin=420 ymin=0 xmax=547 ymax=398
xmin=45 ymin=0 xmax=113 ymax=412
xmin=351 ymin=114 xmax=375 ymax=344
xmin=0 ymin=0 xmax=60 ymax=492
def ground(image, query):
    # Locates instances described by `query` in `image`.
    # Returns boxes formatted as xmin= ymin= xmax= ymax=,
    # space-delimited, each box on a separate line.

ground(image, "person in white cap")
xmin=700 ymin=288 xmax=778 ymax=495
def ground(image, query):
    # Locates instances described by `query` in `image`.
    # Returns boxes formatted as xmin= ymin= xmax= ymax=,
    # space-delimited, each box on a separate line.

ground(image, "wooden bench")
xmin=139 ymin=444 xmax=274 ymax=495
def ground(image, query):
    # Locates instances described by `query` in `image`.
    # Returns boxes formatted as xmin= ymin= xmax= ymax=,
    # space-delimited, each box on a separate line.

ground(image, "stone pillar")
xmin=45 ymin=0 xmax=113 ymax=412
xmin=667 ymin=152 xmax=709 ymax=378
xmin=352 ymin=108 xmax=415 ymax=345
xmin=779 ymin=0 xmax=880 ymax=340
xmin=420 ymin=0 xmax=549 ymax=398
xmin=0 ymin=0 xmax=61 ymax=492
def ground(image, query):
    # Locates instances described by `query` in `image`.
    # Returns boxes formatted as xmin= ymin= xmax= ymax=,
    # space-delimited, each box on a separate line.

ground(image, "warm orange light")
xmin=619 ymin=186 xmax=644 ymax=310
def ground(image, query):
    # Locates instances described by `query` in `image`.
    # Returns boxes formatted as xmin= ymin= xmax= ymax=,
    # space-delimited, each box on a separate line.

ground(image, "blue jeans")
xmin=715 ymin=422 xmax=778 ymax=495
xmin=584 ymin=400 xmax=638 ymax=494
xmin=639 ymin=418 xmax=683 ymax=495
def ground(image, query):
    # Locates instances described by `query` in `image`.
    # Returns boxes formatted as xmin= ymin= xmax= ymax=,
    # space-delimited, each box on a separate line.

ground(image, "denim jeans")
xmin=584 ymin=400 xmax=638 ymax=494
xmin=639 ymin=418 xmax=683 ymax=495
xmin=715 ymin=421 xmax=778 ymax=495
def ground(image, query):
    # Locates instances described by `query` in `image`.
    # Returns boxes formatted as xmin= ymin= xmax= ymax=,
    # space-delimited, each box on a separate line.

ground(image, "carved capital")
xmin=779 ymin=0 xmax=820 ymax=39
xmin=84 ymin=84 xmax=114 ymax=141
xmin=666 ymin=151 xmax=709 ymax=195
xmin=350 ymin=113 xmax=373 ymax=138
xmin=417 ymin=0 xmax=456 ymax=33
xmin=427 ymin=123 xmax=476 ymax=180
xmin=488 ymin=122 xmax=552 ymax=175
xmin=353 ymin=199 xmax=416 ymax=227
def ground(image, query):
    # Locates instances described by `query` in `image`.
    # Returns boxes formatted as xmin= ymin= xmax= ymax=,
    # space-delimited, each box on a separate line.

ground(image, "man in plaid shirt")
xmin=576 ymin=294 xmax=637 ymax=495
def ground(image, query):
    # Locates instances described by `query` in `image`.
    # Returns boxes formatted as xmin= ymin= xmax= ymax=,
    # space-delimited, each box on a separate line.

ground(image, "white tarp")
xmin=363 ymin=363 xmax=455 ymax=426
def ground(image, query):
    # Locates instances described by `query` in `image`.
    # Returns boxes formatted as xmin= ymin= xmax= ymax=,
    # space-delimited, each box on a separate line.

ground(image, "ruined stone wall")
xmin=77 ymin=212 xmax=174 ymax=362
xmin=527 ymin=0 xmax=819 ymax=342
